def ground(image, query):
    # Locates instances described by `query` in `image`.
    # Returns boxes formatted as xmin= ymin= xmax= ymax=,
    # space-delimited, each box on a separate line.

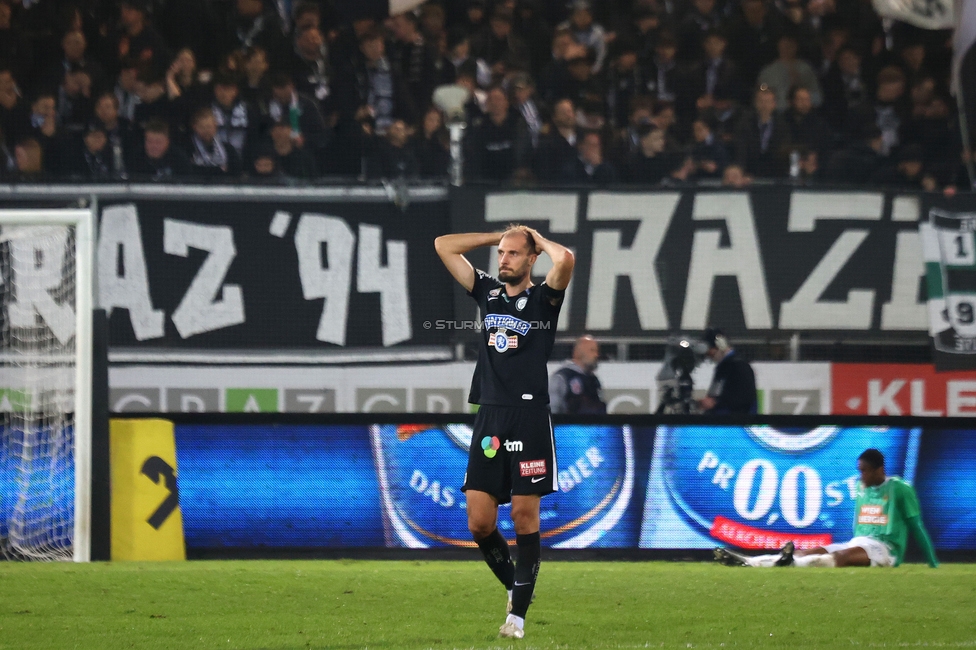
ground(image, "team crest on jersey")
xmin=489 ymin=288 xmax=501 ymax=297
xmin=489 ymin=330 xmax=518 ymax=352
xmin=516 ymin=297 xmax=527 ymax=311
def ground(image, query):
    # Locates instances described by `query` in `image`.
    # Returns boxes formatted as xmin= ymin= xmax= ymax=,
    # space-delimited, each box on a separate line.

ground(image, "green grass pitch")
xmin=1 ymin=560 xmax=974 ymax=649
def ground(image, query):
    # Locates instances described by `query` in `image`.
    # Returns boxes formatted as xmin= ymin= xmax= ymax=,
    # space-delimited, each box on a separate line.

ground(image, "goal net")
xmin=1 ymin=210 xmax=93 ymax=562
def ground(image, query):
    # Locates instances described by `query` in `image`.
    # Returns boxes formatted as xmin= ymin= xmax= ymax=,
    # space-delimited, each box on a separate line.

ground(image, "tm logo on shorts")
xmin=481 ymin=436 xmax=500 ymax=458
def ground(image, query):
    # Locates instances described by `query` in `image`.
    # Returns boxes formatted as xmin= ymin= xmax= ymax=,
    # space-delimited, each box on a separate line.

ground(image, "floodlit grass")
xmin=0 ymin=560 xmax=974 ymax=649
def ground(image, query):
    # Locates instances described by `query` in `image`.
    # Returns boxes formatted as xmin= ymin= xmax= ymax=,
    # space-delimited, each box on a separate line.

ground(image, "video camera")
xmin=655 ymin=335 xmax=708 ymax=414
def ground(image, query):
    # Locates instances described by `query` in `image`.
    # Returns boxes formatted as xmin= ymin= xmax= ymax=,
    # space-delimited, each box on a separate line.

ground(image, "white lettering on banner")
xmin=163 ymin=219 xmax=245 ymax=338
xmin=948 ymin=381 xmax=976 ymax=416
xmin=681 ymin=193 xmax=773 ymax=330
xmin=585 ymin=192 xmax=677 ymax=330
xmin=357 ymin=224 xmax=411 ymax=346
xmin=868 ymin=379 xmax=905 ymax=415
xmin=293 ymin=214 xmax=354 ymax=345
xmin=881 ymin=230 xmax=928 ymax=330
xmin=6 ymin=226 xmax=76 ymax=344
xmin=780 ymin=192 xmax=882 ymax=329
xmin=485 ymin=192 xmax=578 ymax=329
xmin=97 ymin=204 xmax=165 ymax=341
xmin=910 ymin=379 xmax=943 ymax=417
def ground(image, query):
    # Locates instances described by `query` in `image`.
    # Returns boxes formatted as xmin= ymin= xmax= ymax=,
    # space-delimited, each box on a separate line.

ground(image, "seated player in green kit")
xmin=715 ymin=448 xmax=939 ymax=568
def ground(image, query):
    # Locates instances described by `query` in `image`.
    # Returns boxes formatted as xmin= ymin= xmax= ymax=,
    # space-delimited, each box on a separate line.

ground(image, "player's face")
xmin=857 ymin=459 xmax=884 ymax=487
xmin=497 ymin=233 xmax=535 ymax=285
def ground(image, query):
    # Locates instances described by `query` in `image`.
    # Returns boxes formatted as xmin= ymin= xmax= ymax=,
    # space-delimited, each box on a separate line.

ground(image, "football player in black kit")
xmin=434 ymin=224 xmax=574 ymax=640
xmin=698 ymin=328 xmax=758 ymax=414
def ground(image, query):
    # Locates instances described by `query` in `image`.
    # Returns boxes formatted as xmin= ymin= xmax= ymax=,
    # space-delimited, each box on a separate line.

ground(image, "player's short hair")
xmin=858 ymin=448 xmax=885 ymax=469
xmin=500 ymin=224 xmax=537 ymax=253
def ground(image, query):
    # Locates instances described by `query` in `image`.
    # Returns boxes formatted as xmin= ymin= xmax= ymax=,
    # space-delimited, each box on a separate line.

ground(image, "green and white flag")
xmin=921 ymin=208 xmax=976 ymax=370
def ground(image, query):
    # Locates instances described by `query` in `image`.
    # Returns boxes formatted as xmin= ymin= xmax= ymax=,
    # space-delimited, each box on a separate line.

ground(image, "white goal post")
xmin=0 ymin=209 xmax=94 ymax=562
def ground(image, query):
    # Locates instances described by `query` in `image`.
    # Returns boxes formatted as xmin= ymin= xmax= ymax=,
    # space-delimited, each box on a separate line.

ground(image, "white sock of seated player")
xmin=794 ymin=554 xmax=836 ymax=568
xmin=505 ymin=614 xmax=525 ymax=630
xmin=745 ymin=554 xmax=782 ymax=567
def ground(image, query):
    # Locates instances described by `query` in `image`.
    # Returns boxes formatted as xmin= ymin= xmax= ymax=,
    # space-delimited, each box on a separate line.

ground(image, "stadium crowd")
xmin=0 ymin=0 xmax=966 ymax=188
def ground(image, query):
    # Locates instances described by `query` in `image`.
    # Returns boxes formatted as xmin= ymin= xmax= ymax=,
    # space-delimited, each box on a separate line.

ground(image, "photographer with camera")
xmin=698 ymin=328 xmax=757 ymax=415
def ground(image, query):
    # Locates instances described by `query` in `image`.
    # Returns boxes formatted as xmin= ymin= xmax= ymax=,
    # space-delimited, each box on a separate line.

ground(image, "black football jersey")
xmin=467 ymin=269 xmax=565 ymax=408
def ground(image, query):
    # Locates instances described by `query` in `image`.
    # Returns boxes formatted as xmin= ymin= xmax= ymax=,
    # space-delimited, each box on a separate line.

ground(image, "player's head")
xmin=497 ymin=224 xmax=537 ymax=285
xmin=703 ymin=327 xmax=730 ymax=362
xmin=857 ymin=448 xmax=886 ymax=487
xmin=573 ymin=334 xmax=600 ymax=372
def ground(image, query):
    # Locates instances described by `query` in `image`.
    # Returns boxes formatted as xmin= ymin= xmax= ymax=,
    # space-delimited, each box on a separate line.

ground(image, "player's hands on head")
xmin=524 ymin=227 xmax=544 ymax=254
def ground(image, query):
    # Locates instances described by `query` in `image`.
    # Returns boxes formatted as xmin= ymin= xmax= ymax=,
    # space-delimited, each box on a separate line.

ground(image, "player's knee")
xmin=510 ymin=505 xmax=540 ymax=534
xmin=467 ymin=516 xmax=495 ymax=539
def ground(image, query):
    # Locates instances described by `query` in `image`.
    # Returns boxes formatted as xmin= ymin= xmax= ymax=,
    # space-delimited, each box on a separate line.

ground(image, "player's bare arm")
xmin=525 ymin=227 xmax=575 ymax=291
xmin=434 ymin=232 xmax=502 ymax=292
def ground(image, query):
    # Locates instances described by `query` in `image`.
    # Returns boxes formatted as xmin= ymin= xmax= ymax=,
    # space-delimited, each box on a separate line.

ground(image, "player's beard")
xmin=498 ymin=268 xmax=527 ymax=285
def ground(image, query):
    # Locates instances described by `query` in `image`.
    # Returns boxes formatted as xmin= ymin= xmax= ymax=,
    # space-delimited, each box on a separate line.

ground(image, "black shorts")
xmin=461 ymin=404 xmax=558 ymax=504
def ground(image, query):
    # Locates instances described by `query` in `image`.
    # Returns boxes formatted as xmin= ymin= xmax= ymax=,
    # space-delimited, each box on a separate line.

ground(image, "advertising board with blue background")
xmin=3 ymin=420 xmax=973 ymax=553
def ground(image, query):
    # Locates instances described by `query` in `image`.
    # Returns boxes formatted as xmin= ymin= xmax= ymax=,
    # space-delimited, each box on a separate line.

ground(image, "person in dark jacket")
xmin=549 ymin=335 xmax=607 ymax=414
xmin=699 ymin=328 xmax=757 ymax=415
xmin=130 ymin=118 xmax=192 ymax=179
xmin=465 ymin=84 xmax=531 ymax=181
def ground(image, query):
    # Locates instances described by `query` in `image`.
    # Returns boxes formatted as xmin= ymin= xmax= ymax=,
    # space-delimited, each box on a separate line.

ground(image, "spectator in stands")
xmin=822 ymin=45 xmax=868 ymax=133
xmin=722 ymin=162 xmax=752 ymax=187
xmin=629 ymin=5 xmax=663 ymax=71
xmin=388 ymin=11 xmax=438 ymax=117
xmin=471 ymin=10 xmax=530 ymax=81
xmin=368 ymin=118 xmax=419 ymax=180
xmin=757 ymin=33 xmax=823 ymax=111
xmin=164 ymin=48 xmax=208 ymax=114
xmin=92 ymin=92 xmax=133 ymax=173
xmin=575 ymin=130 xmax=618 ymax=184
xmin=65 ymin=124 xmax=120 ymax=180
xmin=465 ymin=84 xmax=530 ymax=182
xmin=514 ymin=0 xmax=552 ymax=81
xmin=689 ymin=116 xmax=730 ymax=179
xmin=47 ymin=30 xmax=105 ymax=92
xmin=130 ymin=118 xmax=191 ymax=179
xmin=606 ymin=40 xmax=650 ymax=131
xmin=416 ymin=105 xmax=450 ymax=178
xmin=646 ymin=32 xmax=681 ymax=105
xmin=269 ymin=72 xmax=329 ymax=156
xmin=133 ymin=68 xmax=171 ymax=128
xmin=623 ymin=122 xmax=678 ymax=184
xmin=13 ymin=137 xmax=46 ymax=180
xmin=726 ymin=0 xmax=782 ymax=91
xmin=535 ymin=97 xmax=578 ymax=182
xmin=560 ymin=1 xmax=607 ymax=74
xmin=27 ymin=90 xmax=61 ymax=170
xmin=114 ymin=58 xmax=142 ymax=123
xmin=247 ymin=141 xmax=281 ymax=180
xmin=898 ymin=39 xmax=933 ymax=90
xmin=610 ymin=95 xmax=654 ymax=162
xmin=223 ymin=0 xmax=287 ymax=66
xmin=188 ymin=106 xmax=242 ymax=178
xmin=734 ymin=84 xmax=791 ymax=178
xmin=0 ymin=124 xmax=13 ymax=180
xmin=848 ymin=65 xmax=909 ymax=157
xmin=511 ymin=73 xmax=545 ymax=148
xmin=825 ymin=125 xmax=887 ymax=184
xmin=268 ymin=120 xmax=318 ymax=179
xmin=291 ymin=25 xmax=335 ymax=118
xmin=338 ymin=27 xmax=415 ymax=136
xmin=113 ymin=0 xmax=172 ymax=76
xmin=678 ymin=0 xmax=725 ymax=62
xmin=0 ymin=67 xmax=28 ymax=146
xmin=0 ymin=0 xmax=32 ymax=85
xmin=784 ymin=86 xmax=832 ymax=159
xmin=55 ymin=65 xmax=94 ymax=135
xmin=242 ymin=46 xmax=271 ymax=107
xmin=212 ymin=72 xmax=259 ymax=160
xmin=688 ymin=30 xmax=740 ymax=112
xmin=562 ymin=50 xmax=605 ymax=111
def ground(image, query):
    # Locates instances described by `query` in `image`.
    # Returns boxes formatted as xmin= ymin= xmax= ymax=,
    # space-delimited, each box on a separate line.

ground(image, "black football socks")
xmin=510 ymin=531 xmax=541 ymax=618
xmin=476 ymin=527 xmax=515 ymax=590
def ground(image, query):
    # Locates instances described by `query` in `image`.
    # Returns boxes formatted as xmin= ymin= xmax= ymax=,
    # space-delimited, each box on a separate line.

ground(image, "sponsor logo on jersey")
xmin=483 ymin=314 xmax=531 ymax=336
xmin=489 ymin=331 xmax=518 ymax=352
xmin=516 ymin=297 xmax=527 ymax=311
xmin=482 ymin=435 xmax=501 ymax=458
xmin=857 ymin=504 xmax=888 ymax=525
xmin=520 ymin=459 xmax=547 ymax=476
xmin=504 ymin=440 xmax=524 ymax=452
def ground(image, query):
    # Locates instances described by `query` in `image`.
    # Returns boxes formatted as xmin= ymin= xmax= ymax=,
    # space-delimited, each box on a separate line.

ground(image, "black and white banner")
xmin=97 ymin=195 xmax=452 ymax=348
xmin=451 ymin=187 xmax=930 ymax=339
